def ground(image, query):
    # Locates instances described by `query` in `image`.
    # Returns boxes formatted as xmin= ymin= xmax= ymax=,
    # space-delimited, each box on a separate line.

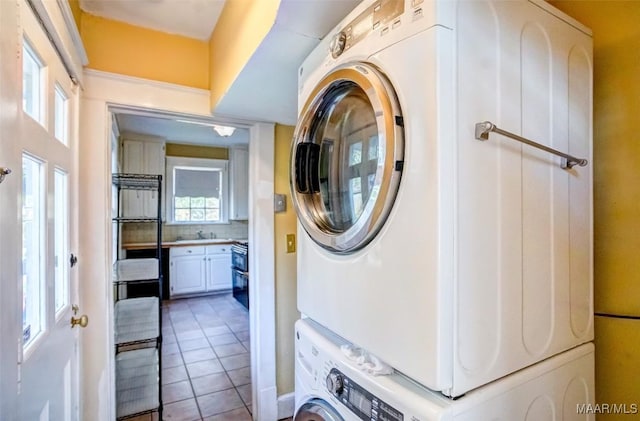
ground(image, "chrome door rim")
xmin=294 ymin=398 xmax=344 ymax=421
xmin=290 ymin=62 xmax=404 ymax=254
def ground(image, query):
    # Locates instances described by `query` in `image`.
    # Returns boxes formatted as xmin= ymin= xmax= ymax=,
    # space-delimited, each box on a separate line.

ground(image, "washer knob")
xmin=326 ymin=372 xmax=344 ymax=395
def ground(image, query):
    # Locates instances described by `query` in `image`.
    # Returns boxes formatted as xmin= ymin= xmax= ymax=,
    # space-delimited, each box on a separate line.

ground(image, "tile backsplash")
xmin=122 ymin=220 xmax=249 ymax=244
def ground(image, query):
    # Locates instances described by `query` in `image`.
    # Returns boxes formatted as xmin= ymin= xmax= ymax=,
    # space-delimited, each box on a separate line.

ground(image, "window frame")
xmin=22 ymin=37 xmax=46 ymax=125
xmin=165 ymin=156 xmax=229 ymax=225
xmin=53 ymin=83 xmax=69 ymax=145
xmin=21 ymin=152 xmax=47 ymax=354
xmin=53 ymin=168 xmax=69 ymax=318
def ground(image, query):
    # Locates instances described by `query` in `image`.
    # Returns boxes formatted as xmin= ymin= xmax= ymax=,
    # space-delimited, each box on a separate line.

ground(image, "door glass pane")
xmin=22 ymin=154 xmax=45 ymax=348
xmin=312 ymin=82 xmax=379 ymax=232
xmin=22 ymin=40 xmax=43 ymax=123
xmin=54 ymin=84 xmax=69 ymax=145
xmin=54 ymin=170 xmax=69 ymax=313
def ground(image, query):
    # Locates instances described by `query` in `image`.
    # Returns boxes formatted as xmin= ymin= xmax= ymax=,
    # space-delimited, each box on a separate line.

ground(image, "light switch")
xmin=274 ymin=194 xmax=286 ymax=213
xmin=286 ymin=233 xmax=296 ymax=253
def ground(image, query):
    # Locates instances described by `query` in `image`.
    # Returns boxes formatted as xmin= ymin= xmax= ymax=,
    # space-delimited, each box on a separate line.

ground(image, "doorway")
xmin=79 ymin=71 xmax=276 ymax=420
xmin=111 ymin=109 xmax=253 ymax=419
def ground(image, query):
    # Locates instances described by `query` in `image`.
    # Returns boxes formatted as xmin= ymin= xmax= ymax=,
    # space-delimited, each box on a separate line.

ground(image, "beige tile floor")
xmin=129 ymin=294 xmax=254 ymax=421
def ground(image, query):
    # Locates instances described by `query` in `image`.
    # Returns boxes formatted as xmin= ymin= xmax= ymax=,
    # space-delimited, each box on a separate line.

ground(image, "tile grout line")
xmin=163 ymin=295 xmax=252 ymax=420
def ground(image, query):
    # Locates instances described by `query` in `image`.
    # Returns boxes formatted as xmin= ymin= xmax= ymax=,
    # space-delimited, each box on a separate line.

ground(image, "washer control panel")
xmin=326 ymin=368 xmax=403 ymax=421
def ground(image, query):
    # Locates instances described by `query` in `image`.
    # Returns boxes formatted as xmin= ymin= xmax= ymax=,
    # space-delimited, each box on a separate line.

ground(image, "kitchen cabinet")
xmin=170 ymin=245 xmax=232 ymax=297
xmin=229 ymin=147 xmax=249 ymax=220
xmin=122 ymin=139 xmax=165 ymax=218
xmin=169 ymin=247 xmax=206 ymax=296
xmin=206 ymin=245 xmax=233 ymax=291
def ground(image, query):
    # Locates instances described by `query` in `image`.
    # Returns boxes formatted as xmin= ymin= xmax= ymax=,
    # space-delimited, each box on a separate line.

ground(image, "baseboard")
xmin=277 ymin=392 xmax=295 ymax=420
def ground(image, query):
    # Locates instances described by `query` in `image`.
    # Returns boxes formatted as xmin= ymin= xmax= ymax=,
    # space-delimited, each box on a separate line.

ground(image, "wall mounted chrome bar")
xmin=475 ymin=121 xmax=588 ymax=170
xmin=0 ymin=167 xmax=11 ymax=184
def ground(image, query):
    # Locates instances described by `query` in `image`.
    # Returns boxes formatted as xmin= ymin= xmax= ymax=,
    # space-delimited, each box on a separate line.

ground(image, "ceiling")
xmin=79 ymin=0 xmax=225 ymax=40
xmin=115 ymin=114 xmax=250 ymax=147
xmin=83 ymin=0 xmax=361 ymax=144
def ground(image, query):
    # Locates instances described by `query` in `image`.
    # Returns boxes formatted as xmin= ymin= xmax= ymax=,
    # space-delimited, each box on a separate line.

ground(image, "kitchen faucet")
xmin=197 ymin=230 xmax=206 ymax=239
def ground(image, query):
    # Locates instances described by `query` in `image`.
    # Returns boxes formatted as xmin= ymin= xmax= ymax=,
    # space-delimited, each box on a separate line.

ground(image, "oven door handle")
xmin=231 ymin=267 xmax=249 ymax=277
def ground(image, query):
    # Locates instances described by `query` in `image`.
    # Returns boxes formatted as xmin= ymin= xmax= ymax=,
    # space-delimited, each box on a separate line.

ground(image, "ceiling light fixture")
xmin=176 ymin=119 xmax=216 ymax=127
xmin=213 ymin=125 xmax=236 ymax=137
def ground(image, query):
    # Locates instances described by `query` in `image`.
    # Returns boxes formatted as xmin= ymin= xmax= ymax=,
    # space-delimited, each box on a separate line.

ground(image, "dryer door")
xmin=291 ymin=63 xmax=404 ymax=253
xmin=295 ymin=398 xmax=344 ymax=421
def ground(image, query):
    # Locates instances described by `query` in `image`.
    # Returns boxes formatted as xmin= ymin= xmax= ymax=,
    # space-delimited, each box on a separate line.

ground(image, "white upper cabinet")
xmin=229 ymin=147 xmax=249 ymax=220
xmin=121 ymin=138 xmax=165 ymax=219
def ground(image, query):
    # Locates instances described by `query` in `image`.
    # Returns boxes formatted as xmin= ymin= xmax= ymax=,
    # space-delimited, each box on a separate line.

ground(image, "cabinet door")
xmin=170 ymin=254 xmax=206 ymax=296
xmin=120 ymin=139 xmax=165 ymax=219
xmin=121 ymin=140 xmax=145 ymax=217
xmin=143 ymin=141 xmax=165 ymax=218
xmin=207 ymin=253 xmax=232 ymax=291
xmin=229 ymin=147 xmax=249 ymax=220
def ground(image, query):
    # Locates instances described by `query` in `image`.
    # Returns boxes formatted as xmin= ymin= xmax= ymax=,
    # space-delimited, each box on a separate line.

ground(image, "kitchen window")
xmin=166 ymin=156 xmax=228 ymax=224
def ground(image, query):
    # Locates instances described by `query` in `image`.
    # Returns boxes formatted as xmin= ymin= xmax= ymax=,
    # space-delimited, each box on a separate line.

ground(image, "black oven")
xmin=231 ymin=242 xmax=249 ymax=309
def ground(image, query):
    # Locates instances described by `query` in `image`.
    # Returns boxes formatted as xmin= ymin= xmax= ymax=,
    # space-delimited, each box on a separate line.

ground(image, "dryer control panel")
xmin=330 ymin=0 xmax=404 ymax=58
xmin=326 ymin=368 xmax=404 ymax=421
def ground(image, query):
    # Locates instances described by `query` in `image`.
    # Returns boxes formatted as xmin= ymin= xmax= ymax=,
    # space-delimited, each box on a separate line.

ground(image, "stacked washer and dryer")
xmin=290 ymin=0 xmax=594 ymax=420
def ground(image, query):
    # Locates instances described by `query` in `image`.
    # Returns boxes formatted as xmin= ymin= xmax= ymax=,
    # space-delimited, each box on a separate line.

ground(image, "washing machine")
xmin=291 ymin=0 xmax=593 ymax=397
xmin=294 ymin=319 xmax=594 ymax=421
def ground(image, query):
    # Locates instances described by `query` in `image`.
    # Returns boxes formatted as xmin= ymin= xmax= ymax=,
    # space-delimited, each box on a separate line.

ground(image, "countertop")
xmin=122 ymin=238 xmax=246 ymax=250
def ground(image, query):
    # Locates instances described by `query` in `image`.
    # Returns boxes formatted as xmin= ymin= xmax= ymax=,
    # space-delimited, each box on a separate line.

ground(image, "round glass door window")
xmin=295 ymin=398 xmax=344 ymax=421
xmin=291 ymin=63 xmax=404 ymax=253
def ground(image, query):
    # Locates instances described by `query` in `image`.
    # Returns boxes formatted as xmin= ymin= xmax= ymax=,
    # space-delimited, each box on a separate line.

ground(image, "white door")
xmin=0 ymin=0 xmax=22 ymax=416
xmin=0 ymin=1 xmax=81 ymax=419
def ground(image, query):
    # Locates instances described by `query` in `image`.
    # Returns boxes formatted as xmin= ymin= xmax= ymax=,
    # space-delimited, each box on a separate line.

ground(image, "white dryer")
xmin=294 ymin=319 xmax=595 ymax=421
xmin=291 ymin=0 xmax=594 ymax=397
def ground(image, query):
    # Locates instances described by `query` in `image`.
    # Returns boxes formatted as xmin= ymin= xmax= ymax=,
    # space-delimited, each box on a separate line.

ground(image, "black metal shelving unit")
xmin=112 ymin=173 xmax=163 ymax=420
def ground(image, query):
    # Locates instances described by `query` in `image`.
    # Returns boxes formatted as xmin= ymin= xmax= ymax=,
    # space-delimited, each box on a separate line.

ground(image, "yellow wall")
xmin=273 ymin=124 xmax=299 ymax=394
xmin=80 ymin=13 xmax=210 ymax=89
xmin=67 ymin=0 xmax=81 ymax=30
xmin=208 ymin=0 xmax=280 ymax=111
xmin=550 ymin=1 xmax=640 ymax=414
xmin=165 ymin=143 xmax=228 ymax=160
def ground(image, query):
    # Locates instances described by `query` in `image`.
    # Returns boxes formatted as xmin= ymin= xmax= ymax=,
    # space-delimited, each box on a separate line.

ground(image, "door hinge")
xmin=17 ymin=337 xmax=22 ymax=394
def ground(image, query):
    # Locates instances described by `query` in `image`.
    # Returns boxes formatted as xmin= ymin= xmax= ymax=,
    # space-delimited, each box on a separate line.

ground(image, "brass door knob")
xmin=71 ymin=314 xmax=89 ymax=328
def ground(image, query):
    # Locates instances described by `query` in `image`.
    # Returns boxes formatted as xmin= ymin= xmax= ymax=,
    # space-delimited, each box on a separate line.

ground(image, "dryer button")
xmin=330 ymin=32 xmax=347 ymax=58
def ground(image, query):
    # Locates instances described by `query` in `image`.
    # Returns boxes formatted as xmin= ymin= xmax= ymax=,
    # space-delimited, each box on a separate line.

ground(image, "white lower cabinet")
xmin=207 ymin=245 xmax=233 ymax=291
xmin=170 ymin=245 xmax=231 ymax=297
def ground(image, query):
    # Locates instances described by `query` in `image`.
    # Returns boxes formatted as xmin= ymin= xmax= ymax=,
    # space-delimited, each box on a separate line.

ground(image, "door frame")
xmin=79 ymin=69 xmax=276 ymax=420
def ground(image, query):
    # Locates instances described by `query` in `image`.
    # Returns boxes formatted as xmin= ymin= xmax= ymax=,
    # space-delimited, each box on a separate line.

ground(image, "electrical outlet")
xmin=286 ymin=233 xmax=296 ymax=253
